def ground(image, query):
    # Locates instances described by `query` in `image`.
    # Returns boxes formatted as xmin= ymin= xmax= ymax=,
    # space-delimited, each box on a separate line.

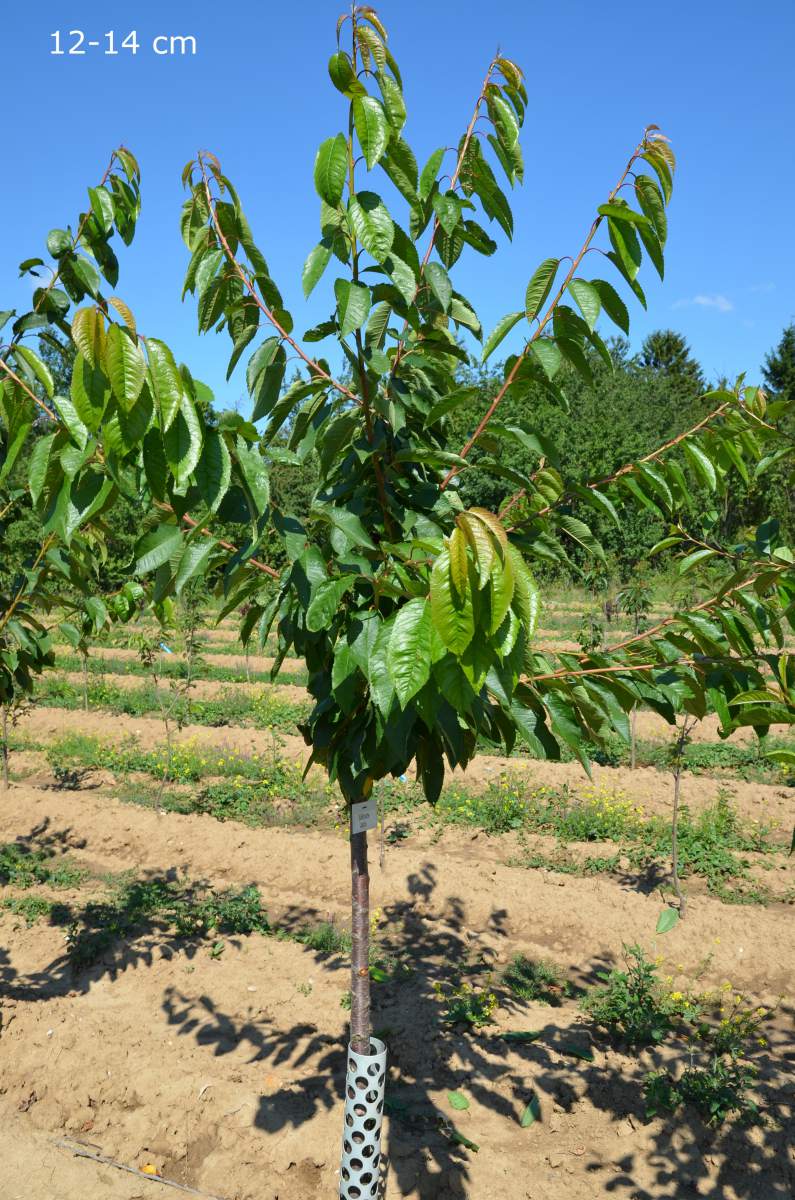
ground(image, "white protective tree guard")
xmin=339 ymin=1036 xmax=387 ymax=1199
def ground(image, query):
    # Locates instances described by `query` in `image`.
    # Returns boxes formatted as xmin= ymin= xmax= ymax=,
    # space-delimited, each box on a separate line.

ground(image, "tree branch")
xmin=197 ymin=156 xmax=360 ymax=407
xmin=440 ymin=129 xmax=656 ymax=491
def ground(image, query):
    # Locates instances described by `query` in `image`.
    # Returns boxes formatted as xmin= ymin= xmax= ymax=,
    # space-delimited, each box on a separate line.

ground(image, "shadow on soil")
xmin=0 ymin=823 xmax=793 ymax=1200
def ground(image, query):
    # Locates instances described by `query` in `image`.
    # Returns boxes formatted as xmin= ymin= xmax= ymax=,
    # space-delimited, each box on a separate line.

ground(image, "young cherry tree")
xmin=2 ymin=6 xmax=795 ymax=1193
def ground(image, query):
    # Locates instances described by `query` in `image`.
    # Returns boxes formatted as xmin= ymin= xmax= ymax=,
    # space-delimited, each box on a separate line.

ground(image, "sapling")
xmin=617 ymin=573 xmax=653 ymax=768
xmin=2 ymin=5 xmax=794 ymax=1194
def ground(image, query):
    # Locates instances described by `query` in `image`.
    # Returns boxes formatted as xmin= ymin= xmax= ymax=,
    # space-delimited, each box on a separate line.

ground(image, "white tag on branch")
xmin=351 ymin=798 xmax=377 ymax=834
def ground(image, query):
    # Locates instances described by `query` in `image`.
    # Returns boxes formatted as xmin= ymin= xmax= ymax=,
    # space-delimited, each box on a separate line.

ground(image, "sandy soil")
xmin=0 ymin=775 xmax=793 ymax=1200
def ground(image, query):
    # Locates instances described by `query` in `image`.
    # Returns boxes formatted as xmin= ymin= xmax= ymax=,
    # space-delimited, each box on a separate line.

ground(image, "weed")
xmin=581 ymin=944 xmax=699 ymax=1046
xmin=503 ymin=955 xmax=570 ymax=1005
xmin=297 ymin=920 xmax=351 ymax=956
xmin=2 ymin=895 xmax=56 ymax=924
xmin=644 ymin=1059 xmax=760 ymax=1127
xmin=435 ymin=979 xmax=498 ymax=1027
xmin=0 ymin=842 xmax=86 ymax=889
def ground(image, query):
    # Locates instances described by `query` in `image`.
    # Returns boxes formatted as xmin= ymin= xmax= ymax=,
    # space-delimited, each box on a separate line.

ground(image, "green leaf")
xmin=12 ymin=345 xmax=54 ymax=398
xmin=146 ymin=338 xmax=183 ymax=430
xmin=482 ymin=311 xmax=523 ymax=362
xmin=682 ymin=441 xmax=717 ymax=491
xmin=388 ymin=599 xmax=432 ymax=708
xmin=487 ymin=91 xmax=519 ymax=148
xmin=447 ymin=1091 xmax=470 ymax=1112
xmin=28 ymin=433 xmax=55 ymax=504
xmin=424 ymin=261 xmax=452 ymax=312
xmin=591 ymin=279 xmax=630 ymax=334
xmin=368 ymin=617 xmax=396 ymax=714
xmin=194 ymin=428 xmax=231 ymax=513
xmin=656 ymin=908 xmax=679 ymax=935
xmin=53 ymin=394 xmax=89 ymax=449
xmin=163 ymin=393 xmax=202 ymax=486
xmin=135 ymin=524 xmax=182 ymax=574
xmin=419 ymin=148 xmax=445 ymax=201
xmin=353 ymin=96 xmax=389 ymax=169
xmin=348 ymin=192 xmax=395 ymax=261
xmin=598 ymin=203 xmax=650 ymax=226
xmin=567 ymin=279 xmax=601 ymax=331
xmin=70 ymin=353 xmax=110 ymax=431
xmin=70 ymin=307 xmax=105 ymax=368
xmin=104 ymin=324 xmax=145 ymax=412
xmin=560 ymin=1043 xmax=594 ymax=1062
xmin=520 ymin=1093 xmax=541 ymax=1127
xmin=306 ymin=577 xmax=355 ymax=632
xmin=498 ymin=1030 xmax=542 ymax=1043
xmin=335 ymin=279 xmax=372 ymax=337
xmin=328 ymin=507 xmax=377 ymax=550
xmin=328 ymin=51 xmax=364 ymax=97
xmin=380 ymin=137 xmax=418 ymax=202
xmin=635 ymin=175 xmax=667 ymax=245
xmin=446 ymin=1127 xmax=479 ymax=1154
xmin=174 ymin=539 xmax=216 ymax=595
xmin=607 ymin=218 xmax=642 ymax=283
xmin=377 ymin=71 xmax=406 ymax=130
xmin=679 ymin=548 xmax=717 ymax=575
xmin=250 ymin=343 xmax=287 ymax=423
xmin=430 ymin=550 xmax=475 ymax=655
xmin=530 ymin=339 xmax=562 ymax=380
xmin=314 ymin=134 xmax=348 ymax=207
xmin=236 ymin=437 xmax=270 ymax=514
xmin=302 ymin=242 xmax=332 ymax=298
xmin=431 ymin=191 xmax=461 ymax=235
xmin=525 ymin=258 xmax=559 ymax=322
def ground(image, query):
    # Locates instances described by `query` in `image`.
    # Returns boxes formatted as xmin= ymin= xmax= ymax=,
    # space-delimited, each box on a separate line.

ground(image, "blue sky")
xmin=2 ymin=0 xmax=793 ymax=408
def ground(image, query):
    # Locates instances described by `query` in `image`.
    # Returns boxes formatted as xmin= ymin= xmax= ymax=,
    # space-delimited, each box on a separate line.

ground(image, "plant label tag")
xmin=351 ymin=798 xmax=377 ymax=834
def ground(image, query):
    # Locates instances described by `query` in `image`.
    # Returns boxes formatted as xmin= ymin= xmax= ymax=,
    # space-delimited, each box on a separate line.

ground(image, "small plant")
xmin=299 ymin=920 xmax=352 ymax=956
xmin=503 ymin=954 xmax=569 ymax=1004
xmin=575 ymin=607 xmax=605 ymax=654
xmin=0 ymin=841 xmax=85 ymax=889
xmin=435 ymin=978 xmax=498 ymax=1027
xmin=644 ymin=1057 xmax=760 ymax=1127
xmin=581 ymin=943 xmax=697 ymax=1045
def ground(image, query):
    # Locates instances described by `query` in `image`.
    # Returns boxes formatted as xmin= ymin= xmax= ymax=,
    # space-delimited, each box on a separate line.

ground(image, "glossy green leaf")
xmin=348 ymin=192 xmax=395 ymax=261
xmin=567 ymin=279 xmax=601 ymax=331
xmin=335 ymin=279 xmax=372 ymax=337
xmin=525 ymin=258 xmax=559 ymax=322
xmin=314 ymin=134 xmax=348 ymax=206
xmin=388 ymin=597 xmax=432 ymax=707
xmin=482 ymin=311 xmax=523 ymax=362
xmin=145 ymin=338 xmax=182 ymax=430
xmin=353 ymin=96 xmax=389 ymax=169
xmin=104 ymin=324 xmax=145 ymax=413
xmin=430 ymin=549 xmax=475 ymax=654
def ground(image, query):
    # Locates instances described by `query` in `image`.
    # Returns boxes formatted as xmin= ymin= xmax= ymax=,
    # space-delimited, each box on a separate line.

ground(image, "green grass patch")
xmin=37 ymin=676 xmax=310 ymax=733
xmin=0 ymin=841 xmax=87 ymax=889
xmin=55 ymin=651 xmax=309 ymax=688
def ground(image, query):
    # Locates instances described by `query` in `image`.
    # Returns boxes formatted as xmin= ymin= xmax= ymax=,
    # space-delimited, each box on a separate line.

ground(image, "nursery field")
xmin=0 ymin=600 xmax=793 ymax=1200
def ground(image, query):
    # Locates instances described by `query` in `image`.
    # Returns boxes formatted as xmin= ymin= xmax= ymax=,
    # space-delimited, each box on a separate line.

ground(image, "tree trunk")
xmin=349 ymin=825 xmax=371 ymax=1054
xmin=81 ymin=654 xmax=89 ymax=712
xmin=671 ymin=762 xmax=686 ymax=918
xmin=1 ymin=706 xmax=8 ymax=789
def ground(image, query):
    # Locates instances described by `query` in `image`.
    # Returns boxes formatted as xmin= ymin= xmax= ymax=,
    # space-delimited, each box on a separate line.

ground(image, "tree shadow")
xmin=0 ymin=836 xmax=792 ymax=1199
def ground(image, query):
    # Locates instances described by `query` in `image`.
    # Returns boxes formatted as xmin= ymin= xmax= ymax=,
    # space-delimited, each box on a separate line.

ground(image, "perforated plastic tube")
xmin=339 ymin=1036 xmax=387 ymax=1199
